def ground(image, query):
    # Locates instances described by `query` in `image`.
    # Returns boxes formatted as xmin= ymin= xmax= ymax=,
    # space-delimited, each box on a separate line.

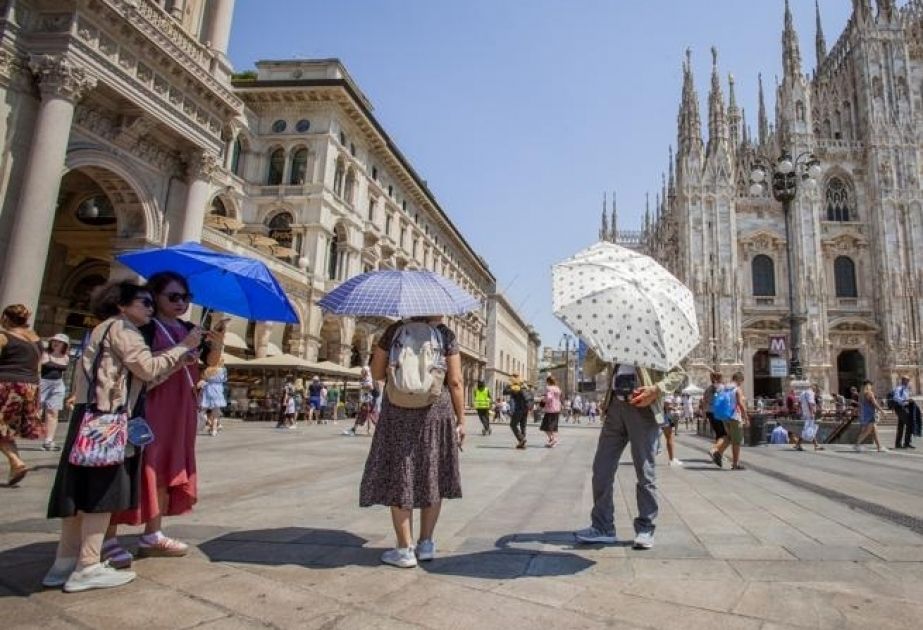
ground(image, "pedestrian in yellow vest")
xmin=473 ymin=380 xmax=493 ymax=436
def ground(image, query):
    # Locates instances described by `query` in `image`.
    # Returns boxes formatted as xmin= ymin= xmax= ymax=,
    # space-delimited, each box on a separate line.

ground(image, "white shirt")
xmin=770 ymin=425 xmax=789 ymax=444
xmin=800 ymin=389 xmax=816 ymax=422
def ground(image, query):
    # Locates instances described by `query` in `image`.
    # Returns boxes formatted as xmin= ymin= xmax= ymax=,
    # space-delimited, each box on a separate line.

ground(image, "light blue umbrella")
xmin=117 ymin=242 xmax=299 ymax=323
xmin=317 ymin=270 xmax=479 ymax=318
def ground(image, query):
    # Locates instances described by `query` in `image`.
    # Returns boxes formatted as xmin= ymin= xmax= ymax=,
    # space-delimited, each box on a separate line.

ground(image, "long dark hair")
xmin=90 ymin=281 xmax=150 ymax=320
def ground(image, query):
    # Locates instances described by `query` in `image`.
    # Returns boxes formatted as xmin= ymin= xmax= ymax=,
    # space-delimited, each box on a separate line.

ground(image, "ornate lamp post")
xmin=560 ymin=333 xmax=573 ymax=401
xmin=749 ymin=152 xmax=822 ymax=379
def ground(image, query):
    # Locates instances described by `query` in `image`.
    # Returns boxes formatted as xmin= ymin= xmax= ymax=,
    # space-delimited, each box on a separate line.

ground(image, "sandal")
xmin=7 ymin=464 xmax=28 ymax=487
xmin=137 ymin=535 xmax=189 ymax=558
xmin=101 ymin=539 xmax=133 ymax=569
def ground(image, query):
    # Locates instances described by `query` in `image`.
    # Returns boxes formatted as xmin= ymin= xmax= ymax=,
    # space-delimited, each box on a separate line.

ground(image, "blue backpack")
xmin=711 ymin=385 xmax=737 ymax=421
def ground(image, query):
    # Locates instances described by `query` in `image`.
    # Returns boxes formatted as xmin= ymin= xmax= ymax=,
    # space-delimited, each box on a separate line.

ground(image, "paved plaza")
xmin=2 ymin=416 xmax=923 ymax=629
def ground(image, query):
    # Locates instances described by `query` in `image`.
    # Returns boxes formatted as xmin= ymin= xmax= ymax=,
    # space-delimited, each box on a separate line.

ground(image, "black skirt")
xmin=540 ymin=412 xmax=560 ymax=432
xmin=47 ymin=403 xmax=142 ymax=518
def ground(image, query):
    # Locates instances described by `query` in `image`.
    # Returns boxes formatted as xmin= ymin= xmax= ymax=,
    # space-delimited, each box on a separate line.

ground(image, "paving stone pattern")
xmin=1 ymin=418 xmax=923 ymax=629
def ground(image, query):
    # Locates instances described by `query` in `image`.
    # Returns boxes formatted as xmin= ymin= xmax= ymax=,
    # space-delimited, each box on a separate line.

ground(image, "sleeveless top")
xmin=0 ymin=332 xmax=41 ymax=383
xmin=859 ymin=392 xmax=877 ymax=423
xmin=41 ymin=353 xmax=69 ymax=380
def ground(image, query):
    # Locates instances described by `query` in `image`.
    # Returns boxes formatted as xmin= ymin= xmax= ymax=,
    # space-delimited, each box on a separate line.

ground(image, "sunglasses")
xmin=165 ymin=292 xmax=194 ymax=304
xmin=136 ymin=297 xmax=155 ymax=308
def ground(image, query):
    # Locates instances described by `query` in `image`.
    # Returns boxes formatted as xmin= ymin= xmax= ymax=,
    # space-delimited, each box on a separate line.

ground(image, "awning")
xmin=220 ymin=352 xmax=249 ymax=367
xmin=265 ymin=342 xmax=283 ymax=357
xmin=231 ymin=355 xmax=363 ymax=379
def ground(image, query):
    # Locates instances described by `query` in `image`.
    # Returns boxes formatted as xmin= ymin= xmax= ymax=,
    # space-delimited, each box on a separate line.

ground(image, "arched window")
xmin=210 ymin=197 xmax=228 ymax=217
xmin=267 ymin=148 xmax=284 ymax=185
xmin=825 ymin=178 xmax=851 ymax=221
xmin=751 ymin=255 xmax=776 ymax=296
xmin=327 ymin=231 xmax=339 ymax=280
xmin=333 ymin=159 xmax=345 ymax=196
xmin=289 ymin=147 xmax=308 ymax=185
xmin=344 ymin=167 xmax=357 ymax=205
xmin=267 ymin=212 xmax=293 ymax=249
xmin=231 ymin=137 xmax=243 ymax=176
xmin=834 ymin=256 xmax=858 ymax=298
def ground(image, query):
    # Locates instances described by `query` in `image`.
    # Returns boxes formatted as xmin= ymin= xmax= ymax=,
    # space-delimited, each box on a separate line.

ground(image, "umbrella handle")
xmin=200 ymin=307 xmax=211 ymax=326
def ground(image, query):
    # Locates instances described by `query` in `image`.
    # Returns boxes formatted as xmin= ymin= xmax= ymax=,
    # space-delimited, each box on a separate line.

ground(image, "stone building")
xmin=0 ymin=1 xmax=495 ymax=399
xmin=641 ymin=0 xmax=923 ymax=398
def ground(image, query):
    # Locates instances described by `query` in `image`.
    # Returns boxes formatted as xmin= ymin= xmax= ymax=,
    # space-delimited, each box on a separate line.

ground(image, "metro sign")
xmin=769 ymin=335 xmax=787 ymax=356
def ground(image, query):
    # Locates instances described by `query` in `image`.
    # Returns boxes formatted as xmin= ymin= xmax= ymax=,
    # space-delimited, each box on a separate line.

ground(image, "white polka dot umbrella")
xmin=552 ymin=241 xmax=700 ymax=371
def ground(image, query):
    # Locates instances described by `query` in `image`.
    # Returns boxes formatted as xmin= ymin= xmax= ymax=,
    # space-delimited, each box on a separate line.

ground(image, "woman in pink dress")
xmin=540 ymin=375 xmax=562 ymax=447
xmin=106 ymin=272 xmax=223 ymax=565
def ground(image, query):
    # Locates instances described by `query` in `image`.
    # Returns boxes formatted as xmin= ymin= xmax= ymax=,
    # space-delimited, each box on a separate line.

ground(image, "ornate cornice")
xmin=29 ymin=55 xmax=96 ymax=102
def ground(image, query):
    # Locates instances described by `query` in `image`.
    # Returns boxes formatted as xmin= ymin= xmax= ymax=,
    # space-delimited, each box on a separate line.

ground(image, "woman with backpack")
xmin=359 ymin=317 xmax=464 ymax=568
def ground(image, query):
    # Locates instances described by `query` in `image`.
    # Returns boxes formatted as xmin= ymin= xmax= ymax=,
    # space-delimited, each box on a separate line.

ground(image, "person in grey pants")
xmin=574 ymin=350 xmax=686 ymax=549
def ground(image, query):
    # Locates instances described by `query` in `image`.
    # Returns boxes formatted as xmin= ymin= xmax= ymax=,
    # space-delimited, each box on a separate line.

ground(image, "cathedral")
xmin=637 ymin=0 xmax=923 ymax=398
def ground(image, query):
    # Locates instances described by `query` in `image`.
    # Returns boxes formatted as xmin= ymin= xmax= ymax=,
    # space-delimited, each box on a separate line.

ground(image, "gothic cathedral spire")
xmin=677 ymin=48 xmax=702 ymax=157
xmin=783 ymin=0 xmax=803 ymax=80
xmin=815 ymin=0 xmax=827 ymax=66
xmin=757 ymin=73 xmax=769 ymax=146
xmin=610 ymin=191 xmax=617 ymax=241
xmin=599 ymin=192 xmax=609 ymax=241
xmin=706 ymin=47 xmax=728 ymax=157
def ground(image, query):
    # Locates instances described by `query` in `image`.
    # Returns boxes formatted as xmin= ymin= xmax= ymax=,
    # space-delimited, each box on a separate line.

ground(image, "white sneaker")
xmin=854 ymin=444 xmax=865 ymax=452
xmin=63 ymin=561 xmax=136 ymax=593
xmin=381 ymin=547 xmax=417 ymax=568
xmin=633 ymin=531 xmax=655 ymax=550
xmin=574 ymin=526 xmax=616 ymax=544
xmin=42 ymin=557 xmax=77 ymax=588
xmin=669 ymin=458 xmax=684 ymax=466
xmin=416 ymin=539 xmax=436 ymax=561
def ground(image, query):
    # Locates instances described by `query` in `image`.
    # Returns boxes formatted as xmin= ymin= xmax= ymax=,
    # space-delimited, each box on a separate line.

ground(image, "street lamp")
xmin=749 ymin=152 xmax=822 ymax=379
xmin=560 ymin=333 xmax=573 ymax=401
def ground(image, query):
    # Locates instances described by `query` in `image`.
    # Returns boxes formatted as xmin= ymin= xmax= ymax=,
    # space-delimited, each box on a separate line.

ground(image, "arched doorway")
xmin=38 ymin=165 xmax=153 ymax=335
xmin=837 ymin=350 xmax=865 ymax=396
xmin=752 ymin=350 xmax=783 ymax=399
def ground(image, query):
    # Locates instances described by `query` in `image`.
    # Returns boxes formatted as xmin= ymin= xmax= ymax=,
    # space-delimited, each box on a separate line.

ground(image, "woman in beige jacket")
xmin=43 ymin=281 xmax=201 ymax=593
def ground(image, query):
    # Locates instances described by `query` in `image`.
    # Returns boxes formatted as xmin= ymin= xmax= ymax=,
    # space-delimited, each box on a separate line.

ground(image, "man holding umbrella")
xmin=574 ymin=349 xmax=685 ymax=549
xmin=553 ymin=241 xmax=698 ymax=550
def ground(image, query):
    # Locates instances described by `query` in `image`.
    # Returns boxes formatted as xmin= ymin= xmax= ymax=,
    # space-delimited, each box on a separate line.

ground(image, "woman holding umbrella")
xmin=107 ymin=271 xmax=224 ymax=562
xmin=318 ymin=269 xmax=477 ymax=568
xmin=359 ymin=316 xmax=465 ymax=567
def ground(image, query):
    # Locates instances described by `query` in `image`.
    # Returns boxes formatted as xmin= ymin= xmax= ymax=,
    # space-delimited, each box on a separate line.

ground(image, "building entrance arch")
xmin=836 ymin=350 xmax=865 ymax=397
xmin=752 ymin=350 xmax=783 ymax=399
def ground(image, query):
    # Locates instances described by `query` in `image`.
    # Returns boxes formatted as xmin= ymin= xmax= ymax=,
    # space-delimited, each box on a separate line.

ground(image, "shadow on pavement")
xmin=199 ymin=527 xmax=380 ymax=568
xmin=419 ymin=531 xmax=596 ymax=579
xmin=0 ymin=541 xmax=57 ymax=597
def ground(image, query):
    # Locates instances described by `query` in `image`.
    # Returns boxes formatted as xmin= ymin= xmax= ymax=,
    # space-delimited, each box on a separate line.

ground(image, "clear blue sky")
xmin=229 ymin=0 xmax=852 ymax=349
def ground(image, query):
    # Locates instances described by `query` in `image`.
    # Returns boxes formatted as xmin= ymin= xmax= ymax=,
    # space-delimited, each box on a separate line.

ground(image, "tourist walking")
xmin=328 ymin=385 xmax=340 ymax=422
xmin=0 ymin=304 xmax=43 ymax=486
xmin=712 ymin=372 xmax=748 ymax=470
xmin=855 ymin=380 xmax=886 ymax=452
xmin=472 ymin=380 xmax=492 ymax=435
xmin=660 ymin=395 xmax=683 ymax=467
xmin=44 ymin=281 xmax=200 ymax=592
xmin=795 ymin=384 xmax=824 ymax=452
xmin=39 ymin=333 xmax=71 ymax=451
xmin=359 ymin=317 xmax=464 ymax=568
xmin=278 ymin=377 xmax=296 ymax=429
xmin=199 ymin=364 xmax=227 ymax=436
xmin=540 ymin=375 xmax=562 ymax=447
xmin=504 ymin=375 xmax=529 ymax=449
xmin=345 ymin=367 xmax=375 ymax=435
xmin=702 ymin=371 xmax=728 ymax=467
xmin=575 ymin=349 xmax=685 ymax=549
xmin=307 ymin=376 xmax=323 ymax=423
xmin=109 ymin=271 xmax=224 ymax=560
xmin=681 ymin=392 xmax=694 ymax=430
xmin=892 ymin=376 xmax=915 ymax=450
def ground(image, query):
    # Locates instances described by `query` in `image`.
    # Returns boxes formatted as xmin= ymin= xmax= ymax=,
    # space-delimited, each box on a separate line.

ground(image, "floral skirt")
xmin=0 ymin=381 xmax=43 ymax=440
xmin=359 ymin=391 xmax=461 ymax=509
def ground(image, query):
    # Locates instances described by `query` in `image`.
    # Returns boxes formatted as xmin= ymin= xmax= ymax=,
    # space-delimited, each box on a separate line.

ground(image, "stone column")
xmin=0 ymin=56 xmax=95 ymax=313
xmin=204 ymin=0 xmax=235 ymax=56
xmin=179 ymin=149 xmax=219 ymax=243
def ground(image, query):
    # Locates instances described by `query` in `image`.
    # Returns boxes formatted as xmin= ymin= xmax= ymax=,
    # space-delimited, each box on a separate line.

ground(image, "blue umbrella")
xmin=317 ymin=270 xmax=480 ymax=318
xmin=117 ymin=242 xmax=299 ymax=323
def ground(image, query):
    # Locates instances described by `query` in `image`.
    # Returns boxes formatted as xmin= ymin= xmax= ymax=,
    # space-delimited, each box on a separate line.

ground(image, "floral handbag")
xmin=69 ymin=323 xmax=130 ymax=468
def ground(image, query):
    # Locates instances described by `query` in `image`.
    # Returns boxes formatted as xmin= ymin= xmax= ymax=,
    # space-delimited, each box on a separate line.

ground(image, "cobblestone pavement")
xmin=2 ymin=416 xmax=923 ymax=629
